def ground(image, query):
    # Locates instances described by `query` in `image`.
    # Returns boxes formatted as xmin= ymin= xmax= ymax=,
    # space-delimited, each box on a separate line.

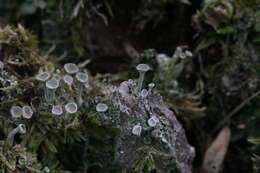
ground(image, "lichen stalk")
xmin=6 ymin=124 xmax=26 ymax=145
xmin=137 ymin=71 xmax=145 ymax=93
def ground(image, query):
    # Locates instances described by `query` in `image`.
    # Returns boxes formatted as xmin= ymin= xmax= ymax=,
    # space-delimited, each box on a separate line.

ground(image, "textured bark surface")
xmin=115 ymin=80 xmax=195 ymax=173
xmin=148 ymin=93 xmax=195 ymax=173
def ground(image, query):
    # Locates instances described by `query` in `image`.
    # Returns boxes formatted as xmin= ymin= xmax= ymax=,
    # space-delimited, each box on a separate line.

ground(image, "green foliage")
xmin=193 ymin=0 xmax=260 ymax=130
xmin=193 ymin=0 xmax=260 ymax=171
xmin=0 ymin=143 xmax=46 ymax=172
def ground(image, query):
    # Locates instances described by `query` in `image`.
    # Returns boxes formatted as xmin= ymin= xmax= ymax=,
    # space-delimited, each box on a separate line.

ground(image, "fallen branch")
xmin=213 ymin=90 xmax=260 ymax=133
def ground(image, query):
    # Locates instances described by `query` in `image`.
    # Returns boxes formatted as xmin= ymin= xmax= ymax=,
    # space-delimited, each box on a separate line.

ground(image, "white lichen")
xmin=140 ymin=89 xmax=148 ymax=98
xmin=65 ymin=102 xmax=78 ymax=114
xmin=96 ymin=103 xmax=108 ymax=113
xmin=10 ymin=106 xmax=23 ymax=118
xmin=185 ymin=50 xmax=193 ymax=57
xmin=52 ymin=73 xmax=62 ymax=81
xmin=76 ymin=72 xmax=88 ymax=83
xmin=118 ymin=81 xmax=129 ymax=95
xmin=64 ymin=63 xmax=79 ymax=74
xmin=63 ymin=74 xmax=74 ymax=86
xmin=147 ymin=116 xmax=159 ymax=127
xmin=51 ymin=105 xmax=63 ymax=115
xmin=36 ymin=72 xmax=50 ymax=82
xmin=132 ymin=125 xmax=142 ymax=136
xmin=46 ymin=79 xmax=59 ymax=89
xmin=148 ymin=83 xmax=155 ymax=92
xmin=136 ymin=64 xmax=151 ymax=92
xmin=22 ymin=106 xmax=33 ymax=119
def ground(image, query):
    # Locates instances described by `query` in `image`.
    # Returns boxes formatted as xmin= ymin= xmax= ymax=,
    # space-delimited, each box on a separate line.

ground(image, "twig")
xmin=212 ymin=90 xmax=260 ymax=133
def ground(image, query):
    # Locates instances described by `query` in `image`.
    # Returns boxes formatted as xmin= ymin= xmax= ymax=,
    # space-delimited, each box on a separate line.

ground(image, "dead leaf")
xmin=202 ymin=126 xmax=231 ymax=173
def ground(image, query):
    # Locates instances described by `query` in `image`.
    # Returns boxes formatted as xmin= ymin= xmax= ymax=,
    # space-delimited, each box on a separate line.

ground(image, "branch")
xmin=212 ymin=90 xmax=260 ymax=133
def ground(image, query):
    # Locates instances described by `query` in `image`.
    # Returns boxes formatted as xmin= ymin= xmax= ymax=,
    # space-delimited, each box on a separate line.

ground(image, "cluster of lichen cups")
xmin=92 ymin=63 xmax=163 ymax=138
xmin=8 ymin=62 xmax=164 ymax=147
xmin=117 ymin=64 xmax=164 ymax=139
xmin=7 ymin=63 xmax=89 ymax=145
xmin=35 ymin=63 xmax=89 ymax=116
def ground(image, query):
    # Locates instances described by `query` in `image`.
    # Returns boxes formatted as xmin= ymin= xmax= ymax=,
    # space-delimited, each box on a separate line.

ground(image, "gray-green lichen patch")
xmin=0 ymin=25 xmax=195 ymax=173
xmin=107 ymin=80 xmax=195 ymax=173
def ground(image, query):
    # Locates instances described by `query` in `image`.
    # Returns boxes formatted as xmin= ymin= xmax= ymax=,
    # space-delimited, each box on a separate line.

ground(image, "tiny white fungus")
xmin=10 ymin=106 xmax=23 ymax=118
xmin=46 ymin=79 xmax=59 ymax=90
xmin=161 ymin=137 xmax=168 ymax=143
xmin=43 ymin=167 xmax=50 ymax=173
xmin=148 ymin=83 xmax=155 ymax=88
xmin=136 ymin=64 xmax=150 ymax=72
xmin=52 ymin=105 xmax=63 ymax=115
xmin=64 ymin=63 xmax=79 ymax=74
xmin=128 ymin=79 xmax=134 ymax=83
xmin=96 ymin=103 xmax=108 ymax=112
xmin=36 ymin=72 xmax=50 ymax=82
xmin=132 ymin=125 xmax=142 ymax=136
xmin=180 ymin=53 xmax=186 ymax=59
xmin=175 ymin=46 xmax=182 ymax=55
xmin=185 ymin=50 xmax=193 ymax=57
xmin=152 ymin=116 xmax=159 ymax=123
xmin=84 ymin=83 xmax=90 ymax=88
xmin=136 ymin=64 xmax=151 ymax=92
xmin=76 ymin=72 xmax=88 ymax=83
xmin=52 ymin=74 xmax=62 ymax=81
xmin=22 ymin=106 xmax=33 ymax=119
xmin=118 ymin=81 xmax=129 ymax=95
xmin=148 ymin=116 xmax=159 ymax=127
xmin=63 ymin=75 xmax=74 ymax=86
xmin=156 ymin=54 xmax=170 ymax=67
xmin=65 ymin=102 xmax=78 ymax=114
xmin=18 ymin=124 xmax=26 ymax=134
xmin=156 ymin=53 xmax=167 ymax=59
xmin=172 ymin=80 xmax=178 ymax=88
xmin=140 ymin=89 xmax=148 ymax=98
xmin=148 ymin=83 xmax=155 ymax=93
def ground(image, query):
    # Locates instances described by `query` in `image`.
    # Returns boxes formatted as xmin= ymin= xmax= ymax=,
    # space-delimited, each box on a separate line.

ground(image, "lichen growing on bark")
xmin=0 ymin=25 xmax=194 ymax=172
xmin=111 ymin=79 xmax=195 ymax=173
